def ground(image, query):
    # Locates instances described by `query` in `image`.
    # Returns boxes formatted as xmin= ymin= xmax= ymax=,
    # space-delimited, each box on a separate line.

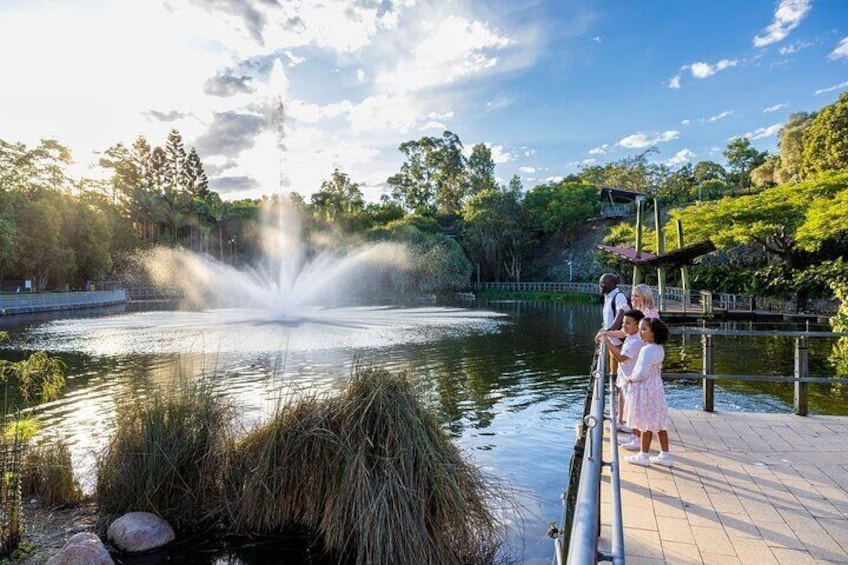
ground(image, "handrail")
xmin=556 ymin=342 xmax=626 ymax=565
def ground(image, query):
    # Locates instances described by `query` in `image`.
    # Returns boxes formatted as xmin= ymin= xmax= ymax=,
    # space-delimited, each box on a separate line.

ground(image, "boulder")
xmin=46 ymin=532 xmax=114 ymax=565
xmin=106 ymin=511 xmax=175 ymax=553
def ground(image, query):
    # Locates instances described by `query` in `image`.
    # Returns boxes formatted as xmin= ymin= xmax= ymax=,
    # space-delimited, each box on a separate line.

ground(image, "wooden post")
xmin=794 ymin=336 xmax=808 ymax=416
xmin=702 ymin=334 xmax=714 ymax=412
xmin=676 ymin=220 xmax=688 ymax=312
xmin=654 ymin=199 xmax=666 ymax=311
xmin=632 ymin=200 xmax=643 ymax=288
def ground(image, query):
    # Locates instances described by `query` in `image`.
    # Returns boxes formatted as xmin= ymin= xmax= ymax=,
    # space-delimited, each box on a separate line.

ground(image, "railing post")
xmin=702 ymin=334 xmax=714 ymax=412
xmin=794 ymin=336 xmax=808 ymax=416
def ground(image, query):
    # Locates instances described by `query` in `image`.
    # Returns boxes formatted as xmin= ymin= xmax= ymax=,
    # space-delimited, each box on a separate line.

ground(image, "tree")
xmin=580 ymin=149 xmax=658 ymax=194
xmin=723 ymin=138 xmax=767 ymax=193
xmin=523 ymin=181 xmax=600 ymax=235
xmin=801 ymin=92 xmax=848 ymax=178
xmin=750 ymin=155 xmax=780 ymax=189
xmin=184 ymin=148 xmax=209 ymax=198
xmin=670 ymin=170 xmax=848 ymax=291
xmin=467 ymin=143 xmax=498 ymax=197
xmin=387 ymin=131 xmax=468 ymax=216
xmin=776 ymin=112 xmax=814 ymax=184
xmin=692 ymin=161 xmax=727 ymax=184
xmin=463 ymin=186 xmax=530 ymax=281
xmin=311 ymin=168 xmax=365 ymax=225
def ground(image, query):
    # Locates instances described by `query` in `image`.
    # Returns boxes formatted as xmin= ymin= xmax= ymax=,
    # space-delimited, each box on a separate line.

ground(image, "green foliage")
xmin=0 ymin=351 xmax=66 ymax=406
xmin=801 ymin=92 xmax=848 ymax=178
xmin=523 ymin=181 xmax=599 ymax=235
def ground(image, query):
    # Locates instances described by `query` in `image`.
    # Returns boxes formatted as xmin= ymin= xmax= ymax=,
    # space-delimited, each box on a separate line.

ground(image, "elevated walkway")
xmin=600 ymin=409 xmax=848 ymax=564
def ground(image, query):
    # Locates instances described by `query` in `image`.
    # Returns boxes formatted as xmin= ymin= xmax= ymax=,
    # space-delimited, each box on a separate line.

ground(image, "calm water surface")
xmin=0 ymin=300 xmax=843 ymax=564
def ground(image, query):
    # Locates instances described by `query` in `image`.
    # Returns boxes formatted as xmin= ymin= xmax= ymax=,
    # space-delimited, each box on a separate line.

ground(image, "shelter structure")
xmin=595 ymin=197 xmax=715 ymax=310
xmin=599 ymin=186 xmax=647 ymax=218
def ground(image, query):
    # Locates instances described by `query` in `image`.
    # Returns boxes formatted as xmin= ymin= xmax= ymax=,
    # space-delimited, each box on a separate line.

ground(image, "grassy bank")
xmin=477 ymin=289 xmax=599 ymax=303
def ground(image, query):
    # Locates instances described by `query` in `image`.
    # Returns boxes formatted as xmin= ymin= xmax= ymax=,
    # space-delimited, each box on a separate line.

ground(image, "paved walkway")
xmin=600 ymin=409 xmax=848 ymax=564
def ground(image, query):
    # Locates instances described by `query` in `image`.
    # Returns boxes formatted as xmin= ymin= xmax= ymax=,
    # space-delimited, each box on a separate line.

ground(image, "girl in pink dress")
xmin=624 ymin=317 xmax=673 ymax=468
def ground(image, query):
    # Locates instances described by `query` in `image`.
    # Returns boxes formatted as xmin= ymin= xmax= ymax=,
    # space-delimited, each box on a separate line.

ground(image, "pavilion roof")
xmin=596 ymin=239 xmax=716 ymax=268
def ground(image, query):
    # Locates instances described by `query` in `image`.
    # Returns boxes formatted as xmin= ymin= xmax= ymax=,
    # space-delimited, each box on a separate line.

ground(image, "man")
xmin=598 ymin=273 xmax=629 ymax=336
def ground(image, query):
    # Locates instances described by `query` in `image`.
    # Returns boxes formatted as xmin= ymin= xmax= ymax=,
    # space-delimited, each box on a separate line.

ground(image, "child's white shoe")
xmin=626 ymin=453 xmax=651 ymax=467
xmin=650 ymin=453 xmax=674 ymax=467
xmin=621 ymin=438 xmax=641 ymax=451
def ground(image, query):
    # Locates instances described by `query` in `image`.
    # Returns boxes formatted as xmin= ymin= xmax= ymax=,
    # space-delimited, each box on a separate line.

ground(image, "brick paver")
xmin=600 ymin=409 xmax=848 ymax=564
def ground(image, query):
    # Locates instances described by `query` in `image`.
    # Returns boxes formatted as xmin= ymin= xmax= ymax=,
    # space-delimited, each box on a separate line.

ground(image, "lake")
xmin=0 ymin=299 xmax=842 ymax=564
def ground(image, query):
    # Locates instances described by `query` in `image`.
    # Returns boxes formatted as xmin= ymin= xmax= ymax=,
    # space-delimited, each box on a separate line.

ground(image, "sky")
xmin=1 ymin=0 xmax=846 ymax=202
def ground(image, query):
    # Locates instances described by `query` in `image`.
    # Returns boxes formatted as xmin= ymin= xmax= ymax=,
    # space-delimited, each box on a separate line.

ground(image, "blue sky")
xmin=1 ymin=0 xmax=846 ymax=201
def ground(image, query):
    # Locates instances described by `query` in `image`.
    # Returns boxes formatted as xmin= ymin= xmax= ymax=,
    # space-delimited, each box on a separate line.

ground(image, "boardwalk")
xmin=600 ymin=409 xmax=848 ymax=564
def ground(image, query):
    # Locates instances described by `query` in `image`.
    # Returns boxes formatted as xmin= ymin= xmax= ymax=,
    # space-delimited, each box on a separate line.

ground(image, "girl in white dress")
xmin=624 ymin=317 xmax=673 ymax=468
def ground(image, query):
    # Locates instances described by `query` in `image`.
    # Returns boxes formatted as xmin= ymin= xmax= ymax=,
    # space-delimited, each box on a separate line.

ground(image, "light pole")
xmin=565 ymin=260 xmax=573 ymax=282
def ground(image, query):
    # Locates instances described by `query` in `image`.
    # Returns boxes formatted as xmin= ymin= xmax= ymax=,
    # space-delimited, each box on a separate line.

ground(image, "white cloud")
xmin=686 ymin=59 xmax=738 ymax=79
xmin=581 ymin=158 xmax=596 ymax=165
xmin=488 ymin=144 xmax=515 ymax=164
xmin=779 ymin=40 xmax=812 ymax=55
xmin=374 ymin=14 xmax=515 ymax=94
xmin=706 ymin=110 xmax=733 ymax=122
xmin=668 ymin=75 xmax=681 ymax=89
xmin=588 ymin=144 xmax=609 ymax=155
xmin=744 ymin=123 xmax=784 ymax=140
xmin=829 ymin=37 xmax=848 ymax=60
xmin=519 ymin=166 xmax=536 ymax=173
xmin=753 ymin=0 xmax=811 ymax=47
xmin=763 ymin=103 xmax=788 ymax=113
xmin=814 ymin=80 xmax=848 ymax=95
xmin=665 ymin=149 xmax=696 ymax=166
xmin=681 ymin=119 xmax=691 ymax=126
xmin=618 ymin=131 xmax=679 ymax=149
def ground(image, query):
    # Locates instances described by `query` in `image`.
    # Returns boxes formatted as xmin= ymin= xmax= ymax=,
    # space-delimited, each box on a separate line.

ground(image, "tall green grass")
xmin=94 ymin=377 xmax=235 ymax=531
xmin=227 ymin=366 xmax=506 ymax=564
xmin=21 ymin=439 xmax=82 ymax=507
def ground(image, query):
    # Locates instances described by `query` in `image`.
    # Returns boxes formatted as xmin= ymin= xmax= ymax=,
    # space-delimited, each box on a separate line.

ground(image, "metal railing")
xmin=475 ymin=282 xmax=838 ymax=316
xmin=666 ymin=328 xmax=848 ymax=416
xmin=552 ymin=342 xmax=626 ymax=564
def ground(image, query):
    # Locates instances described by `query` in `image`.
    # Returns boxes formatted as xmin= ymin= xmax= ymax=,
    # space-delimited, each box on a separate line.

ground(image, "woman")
xmin=631 ymin=283 xmax=660 ymax=319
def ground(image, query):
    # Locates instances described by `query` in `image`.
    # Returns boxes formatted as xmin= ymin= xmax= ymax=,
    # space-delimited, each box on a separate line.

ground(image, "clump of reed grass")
xmin=94 ymin=377 xmax=235 ymax=531
xmin=227 ymin=366 xmax=506 ymax=564
xmin=21 ymin=438 xmax=82 ymax=507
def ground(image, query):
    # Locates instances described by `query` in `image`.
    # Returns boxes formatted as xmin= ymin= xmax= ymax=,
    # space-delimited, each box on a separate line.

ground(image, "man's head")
xmin=598 ymin=273 xmax=618 ymax=295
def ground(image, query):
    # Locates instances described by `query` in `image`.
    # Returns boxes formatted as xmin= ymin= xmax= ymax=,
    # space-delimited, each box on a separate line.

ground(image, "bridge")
xmin=551 ymin=327 xmax=848 ymax=564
